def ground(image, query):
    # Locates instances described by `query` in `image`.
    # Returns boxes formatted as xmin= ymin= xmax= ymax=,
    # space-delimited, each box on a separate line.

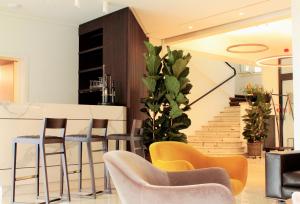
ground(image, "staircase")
xmin=229 ymin=95 xmax=247 ymax=106
xmin=188 ymin=106 xmax=245 ymax=155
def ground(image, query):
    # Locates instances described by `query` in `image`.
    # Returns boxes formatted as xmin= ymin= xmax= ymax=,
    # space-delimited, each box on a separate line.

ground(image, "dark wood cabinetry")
xmin=79 ymin=7 xmax=148 ymax=130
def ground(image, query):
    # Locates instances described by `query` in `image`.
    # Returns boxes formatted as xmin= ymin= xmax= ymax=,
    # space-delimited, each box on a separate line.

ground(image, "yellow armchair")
xmin=149 ymin=141 xmax=248 ymax=195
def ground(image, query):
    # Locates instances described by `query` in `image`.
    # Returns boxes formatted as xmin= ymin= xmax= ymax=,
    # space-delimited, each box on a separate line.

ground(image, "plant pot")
xmin=247 ymin=142 xmax=262 ymax=157
xmin=265 ymin=94 xmax=271 ymax=103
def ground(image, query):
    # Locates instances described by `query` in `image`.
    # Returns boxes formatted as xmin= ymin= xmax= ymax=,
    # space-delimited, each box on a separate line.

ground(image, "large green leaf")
xmin=144 ymin=41 xmax=162 ymax=55
xmin=176 ymin=93 xmax=188 ymax=104
xmin=146 ymin=102 xmax=160 ymax=112
xmin=165 ymin=93 xmax=175 ymax=103
xmin=169 ymin=103 xmax=183 ymax=119
xmin=145 ymin=54 xmax=161 ymax=76
xmin=165 ymin=76 xmax=180 ymax=95
xmin=179 ymin=78 xmax=190 ymax=90
xmin=142 ymin=77 xmax=156 ymax=93
xmin=172 ymin=58 xmax=189 ymax=78
xmin=178 ymin=67 xmax=190 ymax=79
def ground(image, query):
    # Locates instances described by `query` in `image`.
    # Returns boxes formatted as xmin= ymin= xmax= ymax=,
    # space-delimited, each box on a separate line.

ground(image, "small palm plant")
xmin=141 ymin=42 xmax=192 ymax=148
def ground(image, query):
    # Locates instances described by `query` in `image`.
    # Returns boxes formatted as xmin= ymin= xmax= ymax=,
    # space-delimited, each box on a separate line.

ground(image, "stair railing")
xmin=189 ymin=62 xmax=237 ymax=107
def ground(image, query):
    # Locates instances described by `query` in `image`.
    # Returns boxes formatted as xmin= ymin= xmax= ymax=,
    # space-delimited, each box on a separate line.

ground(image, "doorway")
xmin=0 ymin=58 xmax=15 ymax=102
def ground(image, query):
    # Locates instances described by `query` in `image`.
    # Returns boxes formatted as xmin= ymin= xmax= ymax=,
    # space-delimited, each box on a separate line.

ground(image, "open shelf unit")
xmin=78 ymin=28 xmax=103 ymax=105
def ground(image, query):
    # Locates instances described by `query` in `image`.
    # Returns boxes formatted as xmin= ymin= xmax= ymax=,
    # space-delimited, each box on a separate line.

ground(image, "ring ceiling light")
xmin=226 ymin=44 xmax=269 ymax=53
xmin=256 ymin=55 xmax=292 ymax=68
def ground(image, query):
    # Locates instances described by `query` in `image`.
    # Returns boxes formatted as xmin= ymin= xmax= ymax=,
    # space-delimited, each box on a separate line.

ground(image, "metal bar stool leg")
xmin=40 ymin=143 xmax=50 ymax=204
xmin=87 ymin=142 xmax=96 ymax=198
xmin=60 ymin=153 xmax=64 ymax=197
xmin=116 ymin=140 xmax=120 ymax=150
xmin=103 ymin=140 xmax=111 ymax=193
xmin=78 ymin=142 xmax=82 ymax=192
xmin=35 ymin=144 xmax=40 ymax=198
xmin=61 ymin=143 xmax=71 ymax=201
xmin=11 ymin=142 xmax=17 ymax=203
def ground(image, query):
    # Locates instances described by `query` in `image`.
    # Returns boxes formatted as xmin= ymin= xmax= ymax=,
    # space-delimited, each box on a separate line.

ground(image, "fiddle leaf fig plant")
xmin=141 ymin=41 xmax=192 ymax=148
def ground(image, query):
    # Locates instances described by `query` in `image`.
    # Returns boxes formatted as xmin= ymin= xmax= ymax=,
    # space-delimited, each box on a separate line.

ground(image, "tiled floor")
xmin=2 ymin=158 xmax=291 ymax=204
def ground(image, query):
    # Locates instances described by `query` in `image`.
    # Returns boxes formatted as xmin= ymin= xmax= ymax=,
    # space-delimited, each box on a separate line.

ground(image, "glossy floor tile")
xmin=2 ymin=158 xmax=291 ymax=204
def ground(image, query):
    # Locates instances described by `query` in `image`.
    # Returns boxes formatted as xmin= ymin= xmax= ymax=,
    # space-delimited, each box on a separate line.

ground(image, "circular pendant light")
xmin=256 ymin=55 xmax=292 ymax=68
xmin=226 ymin=43 xmax=269 ymax=53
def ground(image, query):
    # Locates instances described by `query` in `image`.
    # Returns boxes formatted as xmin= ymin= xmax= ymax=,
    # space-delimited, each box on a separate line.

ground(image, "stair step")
xmin=219 ymin=111 xmax=240 ymax=115
xmin=188 ymin=136 xmax=241 ymax=142
xmin=229 ymin=102 xmax=240 ymax=106
xmin=192 ymin=147 xmax=245 ymax=154
xmin=223 ymin=106 xmax=241 ymax=112
xmin=214 ymin=116 xmax=240 ymax=120
xmin=189 ymin=141 xmax=243 ymax=148
xmin=208 ymin=121 xmax=240 ymax=126
xmin=194 ymin=131 xmax=240 ymax=137
xmin=201 ymin=126 xmax=240 ymax=131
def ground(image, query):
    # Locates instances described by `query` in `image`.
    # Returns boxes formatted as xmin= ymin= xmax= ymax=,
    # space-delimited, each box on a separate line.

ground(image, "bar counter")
xmin=0 ymin=103 xmax=126 ymax=186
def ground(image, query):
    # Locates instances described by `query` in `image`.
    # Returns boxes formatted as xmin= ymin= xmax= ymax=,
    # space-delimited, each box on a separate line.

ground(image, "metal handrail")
xmin=189 ymin=62 xmax=237 ymax=107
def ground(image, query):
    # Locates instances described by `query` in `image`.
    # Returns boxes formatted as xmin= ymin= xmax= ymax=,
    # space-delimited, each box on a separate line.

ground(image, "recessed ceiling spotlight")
xmin=239 ymin=12 xmax=245 ymax=16
xmin=188 ymin=26 xmax=193 ymax=30
xmin=7 ymin=3 xmax=22 ymax=9
xmin=74 ymin=0 xmax=80 ymax=8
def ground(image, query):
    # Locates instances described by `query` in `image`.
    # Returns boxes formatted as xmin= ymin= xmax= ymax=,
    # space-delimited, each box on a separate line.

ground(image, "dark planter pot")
xmin=265 ymin=94 xmax=271 ymax=103
xmin=247 ymin=141 xmax=262 ymax=157
xmin=246 ymin=95 xmax=257 ymax=102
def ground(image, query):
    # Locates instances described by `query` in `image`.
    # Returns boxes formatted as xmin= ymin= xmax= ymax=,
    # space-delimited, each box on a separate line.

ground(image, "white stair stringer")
xmin=188 ymin=106 xmax=245 ymax=156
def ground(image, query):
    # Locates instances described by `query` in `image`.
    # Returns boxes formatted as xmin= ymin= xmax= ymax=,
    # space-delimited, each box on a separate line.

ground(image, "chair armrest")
xmin=153 ymin=159 xmax=194 ymax=171
xmin=266 ymin=151 xmax=300 ymax=199
xmin=167 ymin=167 xmax=231 ymax=191
xmin=206 ymin=155 xmax=247 ymax=185
xmin=142 ymin=183 xmax=234 ymax=204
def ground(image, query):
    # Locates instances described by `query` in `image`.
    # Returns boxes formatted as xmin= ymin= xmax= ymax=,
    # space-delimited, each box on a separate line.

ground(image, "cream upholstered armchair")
xmin=103 ymin=151 xmax=235 ymax=204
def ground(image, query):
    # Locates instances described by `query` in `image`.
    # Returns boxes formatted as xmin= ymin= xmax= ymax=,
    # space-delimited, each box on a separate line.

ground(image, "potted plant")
xmin=140 ymin=42 xmax=192 ymax=150
xmin=242 ymin=84 xmax=272 ymax=157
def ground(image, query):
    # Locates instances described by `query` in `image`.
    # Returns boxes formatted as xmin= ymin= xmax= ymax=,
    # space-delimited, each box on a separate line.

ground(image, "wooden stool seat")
xmin=65 ymin=134 xmax=106 ymax=142
xmin=13 ymin=135 xmax=64 ymax=144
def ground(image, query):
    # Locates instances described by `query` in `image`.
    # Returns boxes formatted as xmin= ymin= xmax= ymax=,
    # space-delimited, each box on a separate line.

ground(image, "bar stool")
xmin=64 ymin=119 xmax=108 ymax=198
xmin=108 ymin=119 xmax=144 ymax=157
xmin=105 ymin=119 xmax=144 ymax=191
xmin=11 ymin=118 xmax=70 ymax=204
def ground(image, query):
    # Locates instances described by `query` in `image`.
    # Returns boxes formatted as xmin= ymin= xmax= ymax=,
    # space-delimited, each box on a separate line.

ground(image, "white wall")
xmin=0 ymin=13 xmax=78 ymax=104
xmin=292 ymin=0 xmax=300 ymax=150
xmin=179 ymin=50 xmax=236 ymax=136
xmin=235 ymin=73 xmax=263 ymax=95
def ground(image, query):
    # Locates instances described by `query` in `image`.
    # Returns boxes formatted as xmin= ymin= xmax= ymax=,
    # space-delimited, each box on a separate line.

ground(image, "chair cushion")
xmin=283 ymin=171 xmax=300 ymax=187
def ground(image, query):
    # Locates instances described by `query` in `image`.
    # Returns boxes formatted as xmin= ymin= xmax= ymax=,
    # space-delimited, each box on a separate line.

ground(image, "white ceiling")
xmin=173 ymin=18 xmax=292 ymax=65
xmin=0 ymin=0 xmax=291 ymax=39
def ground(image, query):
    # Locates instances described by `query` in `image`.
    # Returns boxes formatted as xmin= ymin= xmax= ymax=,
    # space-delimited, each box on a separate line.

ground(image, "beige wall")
xmin=0 ymin=13 xmax=78 ymax=104
xmin=0 ymin=63 xmax=14 ymax=102
xmin=177 ymin=50 xmax=236 ymax=136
